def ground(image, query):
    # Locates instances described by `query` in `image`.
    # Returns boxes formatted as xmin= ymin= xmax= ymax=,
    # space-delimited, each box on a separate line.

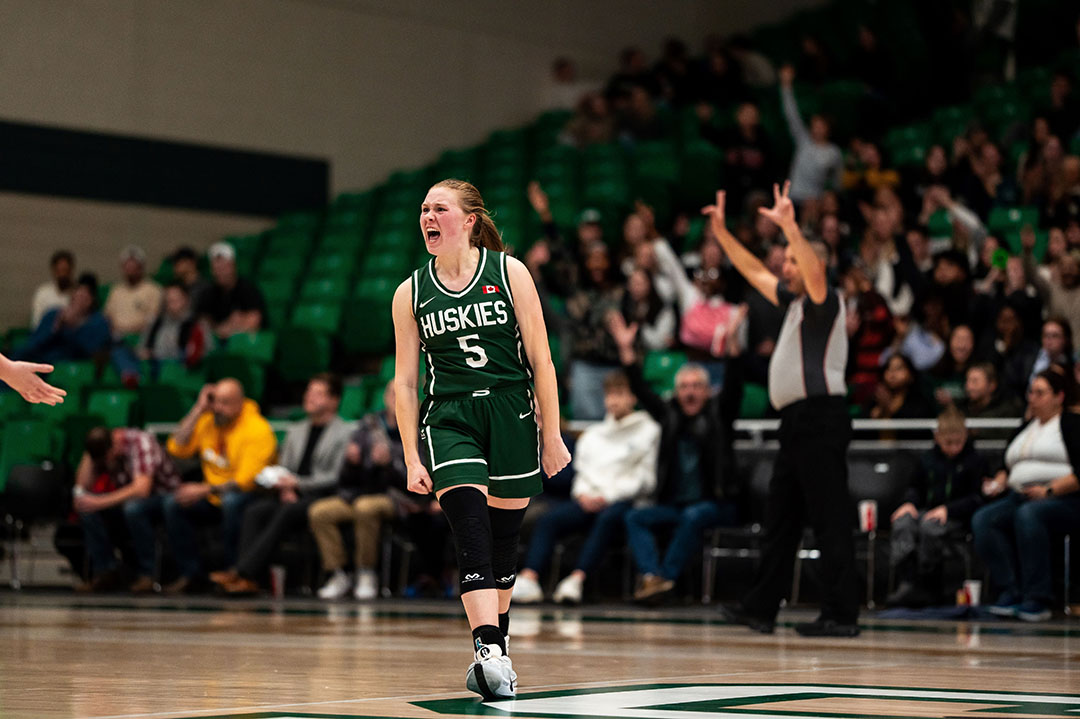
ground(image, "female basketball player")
xmin=392 ymin=179 xmax=571 ymax=700
xmin=0 ymin=353 xmax=65 ymax=405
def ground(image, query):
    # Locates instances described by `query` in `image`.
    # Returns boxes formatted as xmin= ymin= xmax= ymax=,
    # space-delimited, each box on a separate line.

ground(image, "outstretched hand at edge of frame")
xmin=0 ymin=355 xmax=66 ymax=405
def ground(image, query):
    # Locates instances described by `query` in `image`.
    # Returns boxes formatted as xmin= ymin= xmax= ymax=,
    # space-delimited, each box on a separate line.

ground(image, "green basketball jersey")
xmin=411 ymin=247 xmax=530 ymax=398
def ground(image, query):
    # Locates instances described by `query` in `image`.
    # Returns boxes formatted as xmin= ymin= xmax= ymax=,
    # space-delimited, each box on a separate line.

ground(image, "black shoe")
xmin=794 ymin=618 xmax=860 ymax=637
xmin=718 ymin=604 xmax=776 ymax=634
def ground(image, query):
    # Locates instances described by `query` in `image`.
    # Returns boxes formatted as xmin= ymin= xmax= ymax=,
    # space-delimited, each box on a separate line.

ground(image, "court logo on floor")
xmin=415 ymin=683 xmax=1080 ymax=718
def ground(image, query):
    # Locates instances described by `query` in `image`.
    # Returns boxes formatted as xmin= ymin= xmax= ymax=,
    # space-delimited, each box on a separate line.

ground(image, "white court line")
xmin=82 ymin=661 xmax=907 ymax=719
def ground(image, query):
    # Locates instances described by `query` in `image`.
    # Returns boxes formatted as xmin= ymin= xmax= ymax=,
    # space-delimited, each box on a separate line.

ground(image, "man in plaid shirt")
xmin=73 ymin=426 xmax=181 ymax=593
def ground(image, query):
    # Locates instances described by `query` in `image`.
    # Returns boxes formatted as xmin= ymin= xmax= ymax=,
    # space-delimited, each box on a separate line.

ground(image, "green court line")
xmin=415 ymin=683 xmax=1080 ymax=719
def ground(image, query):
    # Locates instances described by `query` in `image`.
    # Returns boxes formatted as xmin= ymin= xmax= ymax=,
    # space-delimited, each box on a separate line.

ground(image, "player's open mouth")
xmin=426 ymin=229 xmax=441 ymax=242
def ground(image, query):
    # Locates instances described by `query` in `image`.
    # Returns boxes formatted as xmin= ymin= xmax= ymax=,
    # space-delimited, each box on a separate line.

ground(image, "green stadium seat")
xmin=973 ymin=84 xmax=1020 ymax=110
xmin=138 ymin=384 xmax=192 ymax=424
xmin=292 ymin=302 xmax=343 ymax=334
xmin=308 ymin=252 xmax=358 ymax=278
xmin=368 ymin=227 xmax=417 ymax=253
xmin=320 ymin=228 xmax=365 ymax=252
xmin=891 ymin=143 xmax=926 ymax=168
xmin=983 ymin=99 xmax=1031 ymax=138
xmin=300 ymin=277 xmax=350 ymax=304
xmin=259 ymin=254 xmax=307 ymax=280
xmin=257 ymin=277 xmax=296 ymax=306
xmin=988 ymin=206 xmax=1039 ymax=235
xmin=3 ymin=327 xmax=32 ymax=354
xmin=678 ymin=141 xmax=724 ymax=209
xmin=29 ymin=387 xmax=83 ymax=421
xmin=276 ymin=327 xmax=332 ymax=383
xmin=324 ymin=209 xmax=366 ymax=230
xmin=352 ymin=276 xmax=398 ymax=303
xmin=341 ymin=299 xmax=394 ymax=355
xmin=885 ymin=125 xmax=932 ymax=154
xmin=223 ymin=233 xmax=264 ymax=261
xmin=332 ymin=191 xmax=374 ymax=212
xmin=378 ymin=355 xmax=396 ymax=383
xmin=338 ymin=383 xmax=369 ymax=420
xmin=59 ymin=413 xmax=105 ymax=470
xmin=50 ymin=361 xmax=98 ymax=390
xmin=86 ymin=389 xmax=138 ymax=428
xmin=0 ymin=391 xmax=31 ymax=422
xmin=264 ymin=298 xmax=292 ymax=330
xmin=739 ymin=382 xmax=770 ymax=419
xmin=205 ymin=355 xmax=265 ymax=401
xmin=277 ymin=210 xmax=321 ymax=232
xmin=364 ymin=252 xmax=413 ymax=278
xmin=223 ymin=330 xmax=277 ymax=365
xmin=264 ymin=229 xmax=314 ymax=258
xmin=157 ymin=361 xmax=206 ymax=396
xmin=0 ymin=419 xmax=59 ymax=490
xmin=642 ymin=350 xmax=688 ymax=396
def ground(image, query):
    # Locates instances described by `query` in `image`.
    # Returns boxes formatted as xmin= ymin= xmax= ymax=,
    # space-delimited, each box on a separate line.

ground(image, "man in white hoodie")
xmin=513 ymin=371 xmax=660 ymax=604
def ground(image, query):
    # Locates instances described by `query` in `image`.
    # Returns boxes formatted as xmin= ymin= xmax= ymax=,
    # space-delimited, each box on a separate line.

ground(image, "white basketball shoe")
xmin=465 ymin=640 xmax=517 ymax=700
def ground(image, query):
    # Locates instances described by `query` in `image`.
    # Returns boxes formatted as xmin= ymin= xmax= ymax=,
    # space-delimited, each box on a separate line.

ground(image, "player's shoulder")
xmin=503 ymin=253 xmax=529 ymax=279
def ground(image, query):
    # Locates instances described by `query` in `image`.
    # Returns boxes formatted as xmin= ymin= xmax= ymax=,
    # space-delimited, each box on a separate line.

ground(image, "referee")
xmin=704 ymin=182 xmax=859 ymax=637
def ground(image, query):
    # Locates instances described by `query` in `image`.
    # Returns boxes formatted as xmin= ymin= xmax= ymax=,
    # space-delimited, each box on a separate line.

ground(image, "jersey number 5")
xmin=457 ymin=334 xmax=489 ymax=368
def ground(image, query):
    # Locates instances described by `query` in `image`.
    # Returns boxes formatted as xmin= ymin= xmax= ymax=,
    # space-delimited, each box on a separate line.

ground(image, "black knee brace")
xmin=490 ymin=506 xmax=527 ymax=590
xmin=439 ymin=487 xmax=495 ymax=593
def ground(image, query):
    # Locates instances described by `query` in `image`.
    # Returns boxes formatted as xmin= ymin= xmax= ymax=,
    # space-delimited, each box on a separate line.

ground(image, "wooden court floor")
xmin=1 ymin=593 xmax=1078 ymax=719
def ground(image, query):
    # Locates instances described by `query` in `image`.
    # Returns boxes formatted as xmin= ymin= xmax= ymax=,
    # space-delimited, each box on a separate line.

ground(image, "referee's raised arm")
xmin=701 ymin=191 xmax=781 ymax=306
xmin=757 ymin=181 xmax=827 ymax=304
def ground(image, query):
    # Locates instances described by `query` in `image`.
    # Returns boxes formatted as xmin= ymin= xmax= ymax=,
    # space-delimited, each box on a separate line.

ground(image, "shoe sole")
xmin=466 ymin=662 xmax=516 ymax=700
xmin=987 ymin=606 xmax=1018 ymax=618
xmin=1017 ymin=611 xmax=1051 ymax=622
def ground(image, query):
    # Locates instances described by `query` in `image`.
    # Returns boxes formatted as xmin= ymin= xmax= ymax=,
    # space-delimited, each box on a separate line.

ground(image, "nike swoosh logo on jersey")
xmin=519 ymin=411 xmax=533 ymax=420
xmin=419 ymin=297 xmax=435 ymax=308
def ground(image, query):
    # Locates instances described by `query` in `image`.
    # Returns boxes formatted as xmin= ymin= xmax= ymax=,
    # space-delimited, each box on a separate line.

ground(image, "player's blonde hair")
xmin=431 ymin=178 xmax=505 ymax=252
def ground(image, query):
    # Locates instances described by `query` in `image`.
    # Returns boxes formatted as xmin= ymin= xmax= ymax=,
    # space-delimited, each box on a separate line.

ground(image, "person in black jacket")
xmin=608 ymin=312 xmax=742 ymax=602
xmin=886 ymin=408 xmax=989 ymax=607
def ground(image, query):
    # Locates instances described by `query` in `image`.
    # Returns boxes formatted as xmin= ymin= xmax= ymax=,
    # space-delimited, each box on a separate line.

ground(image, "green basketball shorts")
xmin=419 ymin=385 xmax=542 ymax=498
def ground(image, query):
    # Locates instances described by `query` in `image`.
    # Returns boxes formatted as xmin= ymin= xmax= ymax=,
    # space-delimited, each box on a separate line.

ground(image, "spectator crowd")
xmin=12 ymin=9 xmax=1080 ymax=621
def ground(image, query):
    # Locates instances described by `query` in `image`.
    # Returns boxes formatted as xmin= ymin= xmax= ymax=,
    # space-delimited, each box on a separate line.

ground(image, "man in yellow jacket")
xmin=160 ymin=378 xmax=276 ymax=593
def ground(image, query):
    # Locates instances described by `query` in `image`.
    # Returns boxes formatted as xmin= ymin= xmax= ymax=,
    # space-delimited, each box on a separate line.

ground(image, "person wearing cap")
xmin=196 ymin=242 xmax=266 ymax=339
xmin=104 ymin=245 xmax=163 ymax=338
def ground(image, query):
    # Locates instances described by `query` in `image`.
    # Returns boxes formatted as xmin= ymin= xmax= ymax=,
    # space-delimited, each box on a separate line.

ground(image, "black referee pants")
xmin=741 ymin=396 xmax=859 ymax=623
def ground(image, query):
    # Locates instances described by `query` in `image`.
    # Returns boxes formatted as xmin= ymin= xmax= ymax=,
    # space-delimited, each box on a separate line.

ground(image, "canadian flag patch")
xmin=482 ymin=285 xmax=500 ymax=294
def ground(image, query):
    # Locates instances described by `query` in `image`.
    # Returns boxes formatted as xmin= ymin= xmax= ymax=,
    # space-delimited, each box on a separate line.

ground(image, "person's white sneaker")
xmin=353 ymin=569 xmax=379 ymax=600
xmin=552 ymin=574 xmax=583 ymax=604
xmin=512 ymin=575 xmax=543 ymax=604
xmin=465 ymin=642 xmax=517 ymax=700
xmin=317 ymin=570 xmax=352 ymax=600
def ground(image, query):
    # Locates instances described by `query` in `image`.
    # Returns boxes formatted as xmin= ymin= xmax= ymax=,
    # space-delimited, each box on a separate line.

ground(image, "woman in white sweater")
xmin=972 ymin=367 xmax=1080 ymax=621
xmin=513 ymin=371 xmax=660 ymax=604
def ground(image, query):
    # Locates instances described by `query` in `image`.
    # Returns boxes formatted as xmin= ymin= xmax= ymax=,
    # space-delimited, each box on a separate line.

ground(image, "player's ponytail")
xmin=432 ymin=178 xmax=505 ymax=252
